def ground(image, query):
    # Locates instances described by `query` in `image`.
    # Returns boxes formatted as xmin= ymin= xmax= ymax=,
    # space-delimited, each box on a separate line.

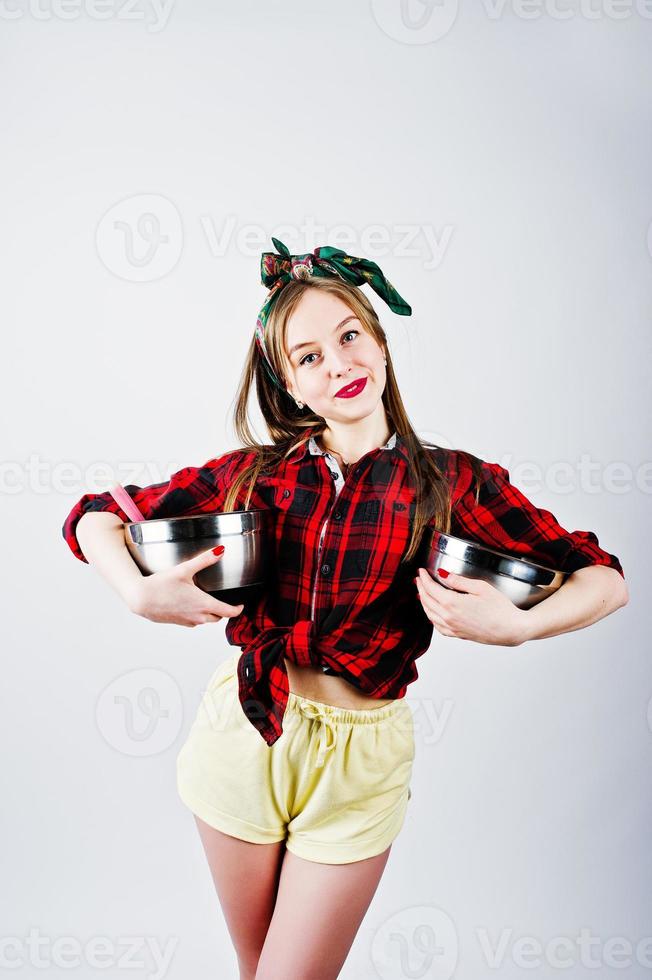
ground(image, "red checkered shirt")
xmin=62 ymin=426 xmax=625 ymax=746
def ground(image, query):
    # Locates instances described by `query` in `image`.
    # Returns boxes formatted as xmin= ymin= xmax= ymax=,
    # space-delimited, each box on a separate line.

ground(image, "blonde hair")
xmin=224 ymin=277 xmax=482 ymax=563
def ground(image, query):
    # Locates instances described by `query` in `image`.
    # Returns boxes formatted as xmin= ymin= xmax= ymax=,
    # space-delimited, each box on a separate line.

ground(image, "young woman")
xmin=62 ymin=238 xmax=628 ymax=980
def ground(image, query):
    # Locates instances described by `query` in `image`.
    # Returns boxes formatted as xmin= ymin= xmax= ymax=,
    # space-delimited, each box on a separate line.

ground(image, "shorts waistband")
xmin=285 ymin=689 xmax=408 ymax=726
xmin=285 ymin=690 xmax=412 ymax=770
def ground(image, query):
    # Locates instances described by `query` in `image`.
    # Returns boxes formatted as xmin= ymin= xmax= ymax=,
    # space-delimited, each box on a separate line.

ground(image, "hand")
xmin=129 ymin=547 xmax=245 ymax=627
xmin=415 ymin=567 xmax=528 ymax=647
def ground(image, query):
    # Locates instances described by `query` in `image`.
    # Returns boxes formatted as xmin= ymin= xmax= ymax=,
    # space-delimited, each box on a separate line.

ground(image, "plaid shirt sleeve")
xmin=61 ymin=450 xmax=250 ymax=563
xmin=450 ymin=452 xmax=625 ymax=579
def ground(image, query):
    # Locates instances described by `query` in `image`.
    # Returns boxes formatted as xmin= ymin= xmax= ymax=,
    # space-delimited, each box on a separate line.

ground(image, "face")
xmin=283 ymin=289 xmax=387 ymax=424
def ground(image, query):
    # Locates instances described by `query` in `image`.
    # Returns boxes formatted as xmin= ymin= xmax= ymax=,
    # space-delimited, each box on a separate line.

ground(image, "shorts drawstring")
xmin=297 ymin=702 xmax=338 ymax=770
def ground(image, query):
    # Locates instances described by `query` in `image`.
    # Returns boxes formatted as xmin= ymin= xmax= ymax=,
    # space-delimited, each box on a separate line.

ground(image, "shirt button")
xmin=333 ymin=511 xmax=342 ymax=521
xmin=328 ymin=469 xmax=337 ymax=480
xmin=282 ymin=489 xmax=290 ymax=498
xmin=320 ymin=563 xmax=331 ymax=575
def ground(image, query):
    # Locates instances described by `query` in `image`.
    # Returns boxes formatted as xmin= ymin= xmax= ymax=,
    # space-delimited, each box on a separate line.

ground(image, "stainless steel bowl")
xmin=426 ymin=530 xmax=567 ymax=609
xmin=123 ymin=510 xmax=273 ymax=607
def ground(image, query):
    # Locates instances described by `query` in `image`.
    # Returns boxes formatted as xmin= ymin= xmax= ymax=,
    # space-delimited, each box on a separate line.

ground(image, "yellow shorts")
xmin=176 ymin=654 xmax=415 ymax=865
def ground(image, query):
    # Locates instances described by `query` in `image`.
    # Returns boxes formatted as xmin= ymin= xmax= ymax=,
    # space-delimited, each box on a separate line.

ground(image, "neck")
xmin=318 ymin=413 xmax=393 ymax=465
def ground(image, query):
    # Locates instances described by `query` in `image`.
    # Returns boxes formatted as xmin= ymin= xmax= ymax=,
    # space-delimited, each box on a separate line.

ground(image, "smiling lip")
xmin=335 ymin=377 xmax=368 ymax=398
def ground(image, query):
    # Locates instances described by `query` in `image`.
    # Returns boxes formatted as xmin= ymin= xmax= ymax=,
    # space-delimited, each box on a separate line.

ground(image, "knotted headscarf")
xmin=254 ymin=237 xmax=412 ymax=392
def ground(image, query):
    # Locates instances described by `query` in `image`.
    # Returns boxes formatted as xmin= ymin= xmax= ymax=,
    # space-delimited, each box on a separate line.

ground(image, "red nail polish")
xmin=437 ymin=568 xmax=449 ymax=578
xmin=212 ymin=545 xmax=225 ymax=556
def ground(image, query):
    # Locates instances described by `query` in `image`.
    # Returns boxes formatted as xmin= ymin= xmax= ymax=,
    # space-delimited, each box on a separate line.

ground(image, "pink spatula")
xmin=108 ymin=482 xmax=147 ymax=523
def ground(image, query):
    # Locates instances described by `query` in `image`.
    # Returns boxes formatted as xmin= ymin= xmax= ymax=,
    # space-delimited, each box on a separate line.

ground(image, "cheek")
xmin=299 ymin=371 xmax=325 ymax=397
xmin=365 ymin=346 xmax=385 ymax=368
xmin=362 ymin=338 xmax=384 ymax=359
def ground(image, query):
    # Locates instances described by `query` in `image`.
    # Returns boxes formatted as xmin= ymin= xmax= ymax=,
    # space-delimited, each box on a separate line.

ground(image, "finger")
xmin=416 ymin=589 xmax=455 ymax=634
xmin=209 ymin=599 xmax=245 ymax=617
xmin=425 ymin=606 xmax=450 ymax=630
xmin=416 ymin=573 xmax=452 ymax=610
xmin=185 ymin=545 xmax=227 ymax=574
xmin=433 ymin=622 xmax=456 ymax=637
xmin=416 ymin=580 xmax=449 ymax=625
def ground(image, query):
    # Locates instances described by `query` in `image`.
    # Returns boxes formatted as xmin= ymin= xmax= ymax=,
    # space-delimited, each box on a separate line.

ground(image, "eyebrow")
xmin=288 ymin=315 xmax=358 ymax=358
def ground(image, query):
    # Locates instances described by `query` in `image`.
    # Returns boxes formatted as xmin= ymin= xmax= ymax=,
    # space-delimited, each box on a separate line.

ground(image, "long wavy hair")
xmin=223 ymin=277 xmax=482 ymax=564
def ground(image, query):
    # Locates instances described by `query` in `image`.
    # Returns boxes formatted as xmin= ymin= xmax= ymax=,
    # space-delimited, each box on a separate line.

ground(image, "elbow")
xmin=609 ymin=570 xmax=629 ymax=609
xmin=598 ymin=565 xmax=629 ymax=609
xmin=580 ymin=565 xmax=629 ymax=611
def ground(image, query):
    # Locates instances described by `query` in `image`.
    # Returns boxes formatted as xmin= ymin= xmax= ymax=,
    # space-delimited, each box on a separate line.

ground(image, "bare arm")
xmin=416 ymin=564 xmax=628 ymax=646
xmin=74 ymin=511 xmax=243 ymax=626
xmin=75 ymin=511 xmax=144 ymax=611
xmin=516 ymin=565 xmax=629 ymax=644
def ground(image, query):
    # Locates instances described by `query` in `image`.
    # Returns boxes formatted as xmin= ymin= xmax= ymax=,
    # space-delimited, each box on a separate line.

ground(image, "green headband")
xmin=254 ymin=237 xmax=412 ymax=392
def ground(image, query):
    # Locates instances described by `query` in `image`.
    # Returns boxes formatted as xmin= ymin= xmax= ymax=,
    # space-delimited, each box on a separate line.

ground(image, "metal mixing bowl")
xmin=123 ymin=509 xmax=273 ymax=608
xmin=426 ymin=530 xmax=567 ymax=609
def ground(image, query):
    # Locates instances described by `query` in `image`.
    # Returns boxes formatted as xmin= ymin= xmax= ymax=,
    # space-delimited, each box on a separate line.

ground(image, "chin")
xmin=334 ymin=396 xmax=378 ymax=420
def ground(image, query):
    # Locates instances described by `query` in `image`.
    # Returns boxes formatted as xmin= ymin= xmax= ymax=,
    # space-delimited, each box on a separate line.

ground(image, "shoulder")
xmin=196 ymin=447 xmax=258 ymax=485
xmin=417 ymin=443 xmax=508 ymax=502
xmin=200 ymin=444 xmax=293 ymax=486
xmin=414 ymin=441 xmax=480 ymax=479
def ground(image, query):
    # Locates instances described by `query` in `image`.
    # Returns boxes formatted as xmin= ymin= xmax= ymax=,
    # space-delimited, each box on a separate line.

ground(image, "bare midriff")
xmin=284 ymin=657 xmax=398 ymax=709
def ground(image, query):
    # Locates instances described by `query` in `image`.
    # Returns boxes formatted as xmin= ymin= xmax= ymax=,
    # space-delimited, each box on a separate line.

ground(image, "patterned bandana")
xmin=254 ymin=237 xmax=412 ymax=392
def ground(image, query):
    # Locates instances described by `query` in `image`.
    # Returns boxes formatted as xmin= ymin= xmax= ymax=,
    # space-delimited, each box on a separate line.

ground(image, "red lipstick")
xmin=335 ymin=377 xmax=367 ymax=399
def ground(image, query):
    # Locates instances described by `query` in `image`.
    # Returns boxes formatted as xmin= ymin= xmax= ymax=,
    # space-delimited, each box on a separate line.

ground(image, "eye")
xmin=299 ymin=329 xmax=359 ymax=367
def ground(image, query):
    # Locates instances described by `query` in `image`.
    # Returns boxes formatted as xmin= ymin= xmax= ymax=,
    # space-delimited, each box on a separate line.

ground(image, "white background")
xmin=2 ymin=1 xmax=650 ymax=977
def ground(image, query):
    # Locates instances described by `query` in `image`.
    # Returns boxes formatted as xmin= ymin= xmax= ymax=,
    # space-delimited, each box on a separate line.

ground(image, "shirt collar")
xmin=309 ymin=430 xmax=397 ymax=455
xmin=285 ymin=425 xmax=407 ymax=465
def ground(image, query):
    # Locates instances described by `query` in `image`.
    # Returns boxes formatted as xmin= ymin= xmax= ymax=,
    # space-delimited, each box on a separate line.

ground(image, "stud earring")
xmin=295 ymin=400 xmax=304 ymax=409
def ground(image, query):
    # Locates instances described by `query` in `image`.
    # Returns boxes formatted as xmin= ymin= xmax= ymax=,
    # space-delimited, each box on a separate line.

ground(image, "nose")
xmin=325 ymin=347 xmax=353 ymax=377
